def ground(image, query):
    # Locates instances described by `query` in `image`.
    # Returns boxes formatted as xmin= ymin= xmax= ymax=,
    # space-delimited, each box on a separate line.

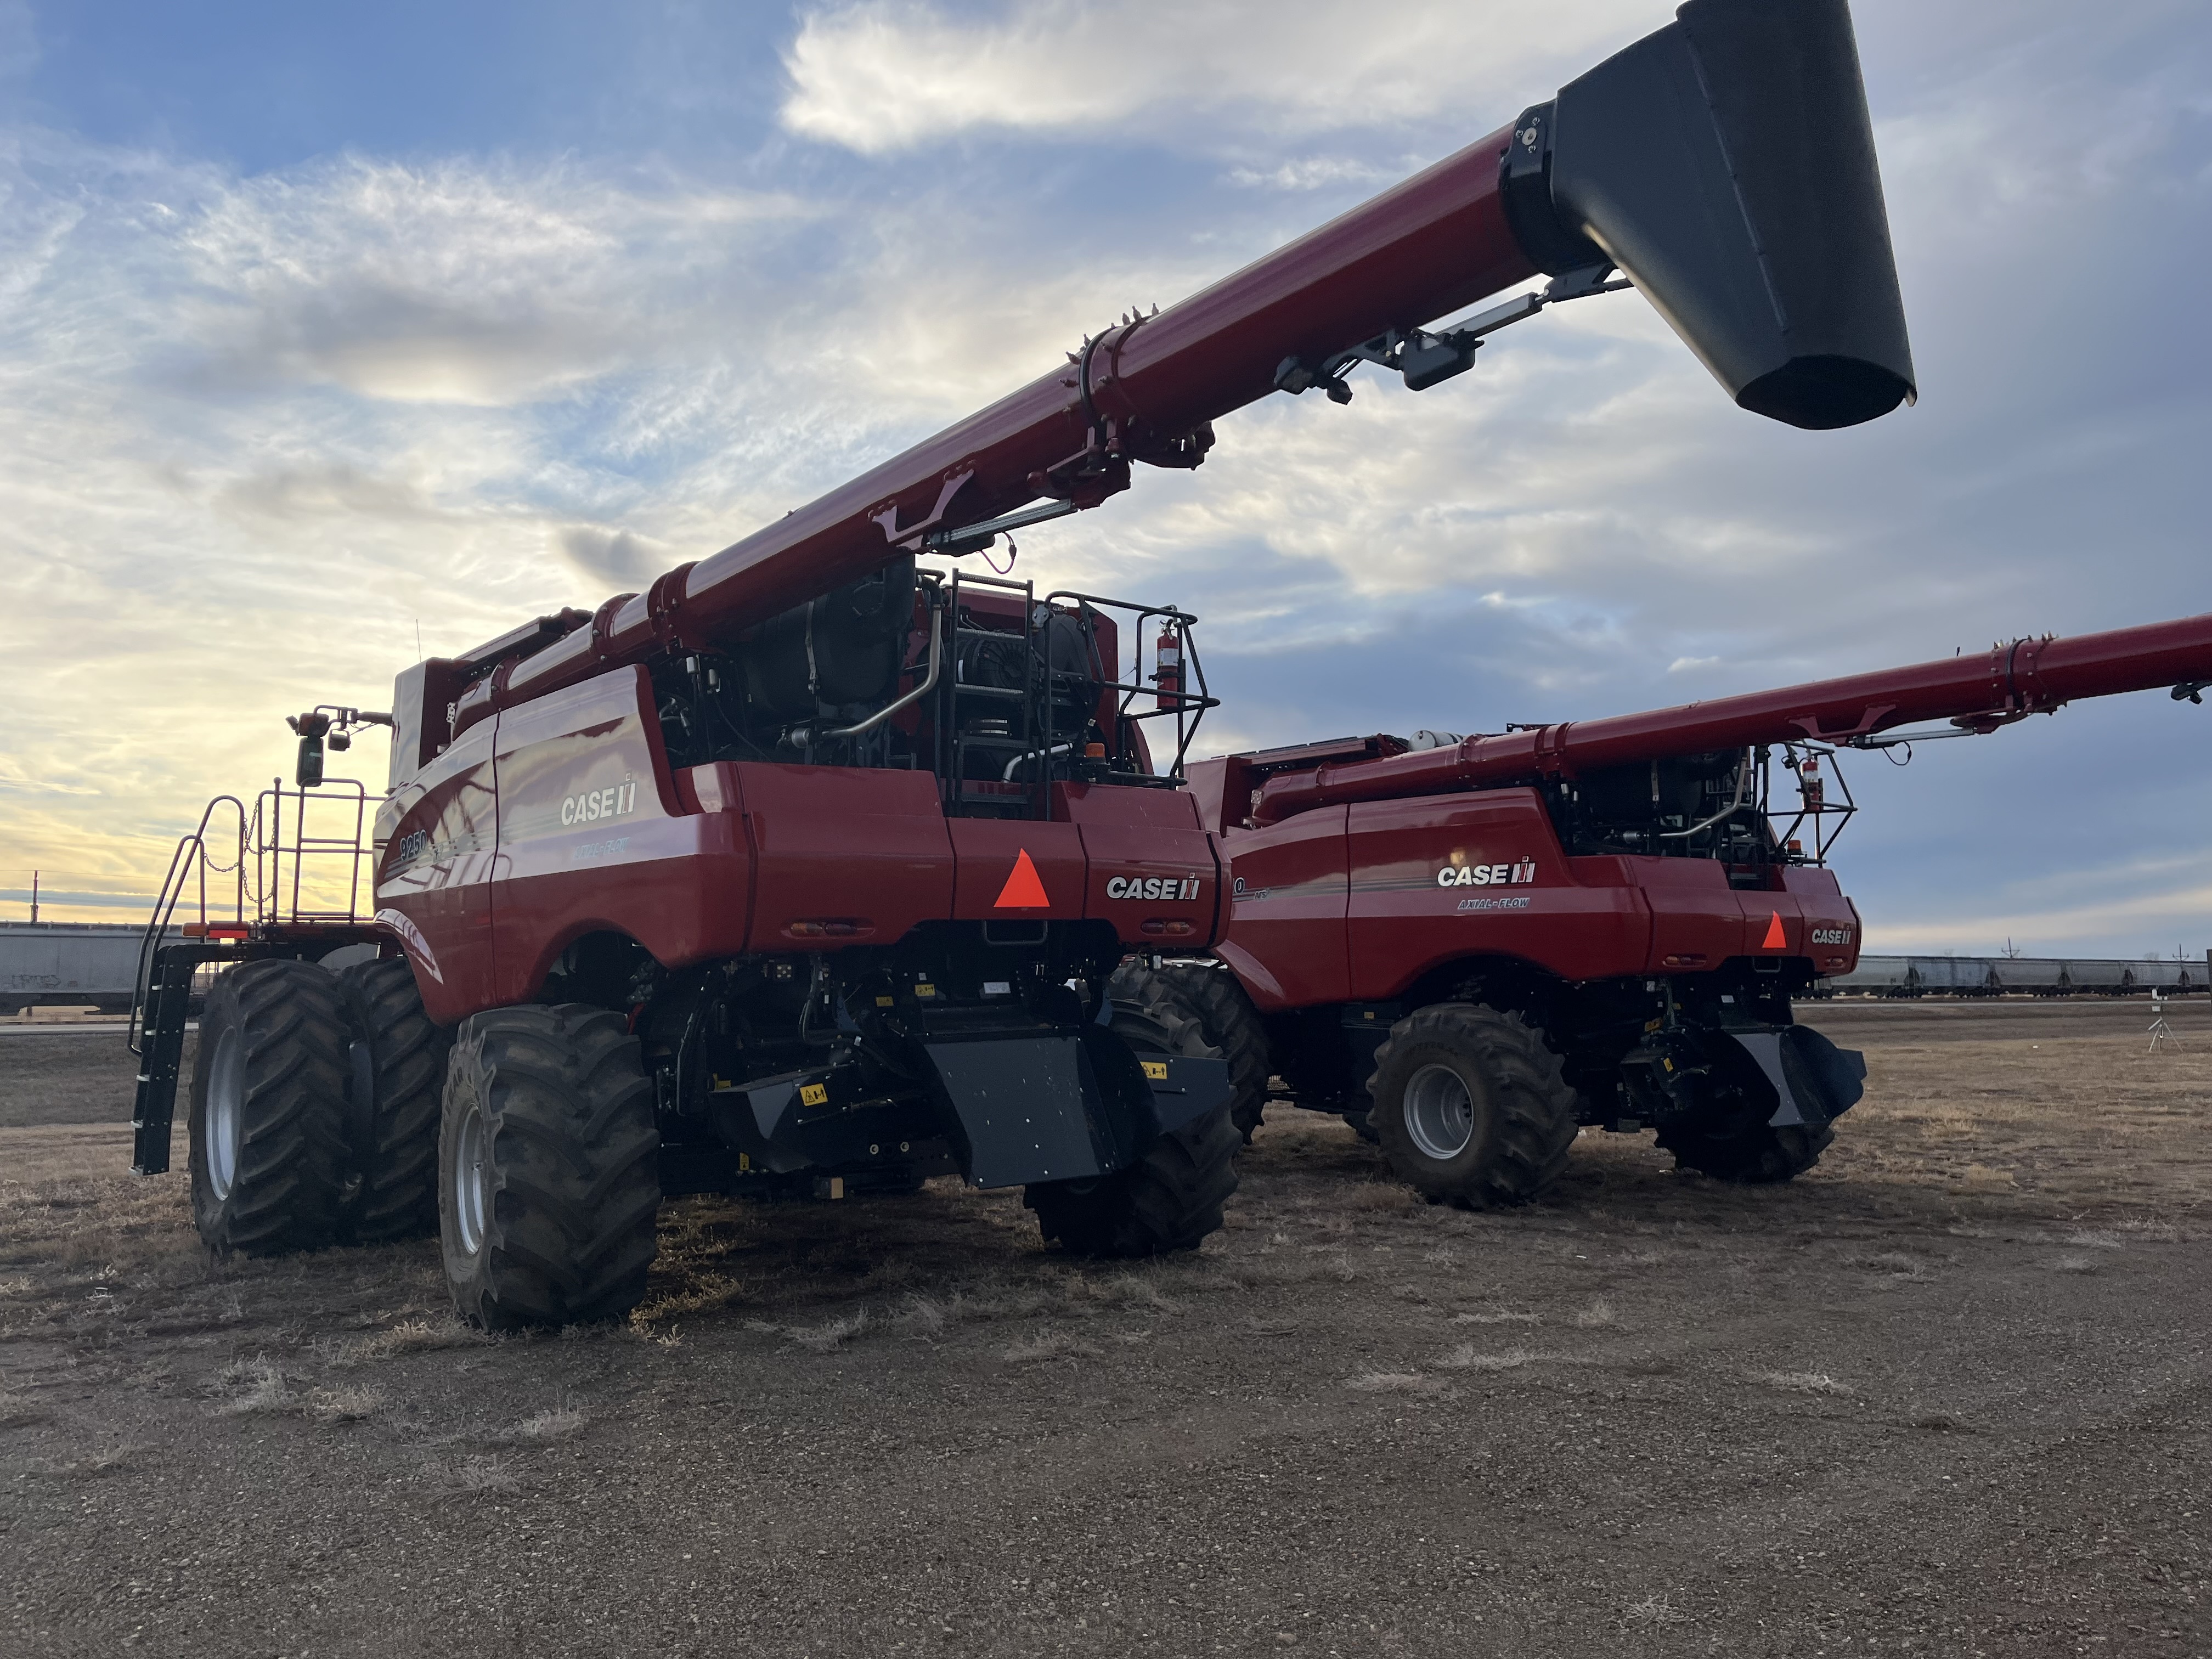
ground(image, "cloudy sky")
xmin=2 ymin=0 xmax=2208 ymax=956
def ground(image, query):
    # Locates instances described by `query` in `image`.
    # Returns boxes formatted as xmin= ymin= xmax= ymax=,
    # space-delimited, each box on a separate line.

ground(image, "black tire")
xmin=337 ymin=957 xmax=452 ymax=1243
xmin=1365 ymin=1002 xmax=1578 ymax=1208
xmin=1110 ymin=958 xmax=1273 ymax=1142
xmin=1654 ymin=1044 xmax=1840 ymax=1186
xmin=1026 ymin=1002 xmax=1240 ymax=1257
xmin=188 ymin=958 xmax=352 ymax=1256
xmin=439 ymin=1003 xmax=661 ymax=1329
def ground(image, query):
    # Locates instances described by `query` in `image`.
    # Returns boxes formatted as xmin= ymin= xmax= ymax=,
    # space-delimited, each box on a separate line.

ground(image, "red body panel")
xmin=947 ymin=820 xmax=1087 ymax=921
xmin=1218 ymin=785 xmax=1863 ymax=1007
xmin=372 ymin=719 xmax=498 ymax=1025
xmin=1216 ymin=806 xmax=1350 ymax=1011
xmin=1344 ymin=794 xmax=1649 ymax=997
xmin=377 ymin=676 xmax=1225 ymax=1018
xmin=732 ymin=764 xmax=955 ymax=950
xmin=1054 ymin=784 xmax=1220 ymax=944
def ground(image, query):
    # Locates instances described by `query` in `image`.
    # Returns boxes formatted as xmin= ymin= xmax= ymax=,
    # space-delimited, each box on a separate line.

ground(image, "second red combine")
xmin=1118 ymin=622 xmax=2212 ymax=1204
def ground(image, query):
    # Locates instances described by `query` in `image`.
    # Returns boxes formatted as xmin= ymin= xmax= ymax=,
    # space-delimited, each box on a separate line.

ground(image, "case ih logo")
xmin=1436 ymin=859 xmax=1537 ymax=889
xmin=1106 ymin=876 xmax=1203 ymax=902
xmin=561 ymin=780 xmax=638 ymax=827
xmin=1810 ymin=927 xmax=1854 ymax=945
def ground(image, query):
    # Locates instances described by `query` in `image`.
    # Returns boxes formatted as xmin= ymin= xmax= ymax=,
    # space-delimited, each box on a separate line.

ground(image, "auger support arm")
xmin=428 ymin=0 xmax=1912 ymax=746
xmin=1249 ymin=613 xmax=2212 ymax=825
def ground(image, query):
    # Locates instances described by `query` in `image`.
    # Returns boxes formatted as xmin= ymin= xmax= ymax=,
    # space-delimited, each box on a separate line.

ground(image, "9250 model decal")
xmin=1106 ymin=876 xmax=1203 ymax=901
xmin=1437 ymin=859 xmax=1537 ymax=889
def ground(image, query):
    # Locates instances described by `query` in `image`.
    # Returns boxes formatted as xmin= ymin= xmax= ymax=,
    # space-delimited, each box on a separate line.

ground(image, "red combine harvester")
xmin=1115 ymin=622 xmax=2212 ymax=1203
xmin=129 ymin=0 xmax=1918 ymax=1326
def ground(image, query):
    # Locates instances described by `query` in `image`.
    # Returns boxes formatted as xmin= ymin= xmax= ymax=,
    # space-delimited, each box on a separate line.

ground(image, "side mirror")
xmin=286 ymin=709 xmax=332 ymax=789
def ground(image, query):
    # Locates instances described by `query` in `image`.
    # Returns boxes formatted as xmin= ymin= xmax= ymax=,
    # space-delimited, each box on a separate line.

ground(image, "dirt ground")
xmin=2 ymin=1000 xmax=2207 ymax=1658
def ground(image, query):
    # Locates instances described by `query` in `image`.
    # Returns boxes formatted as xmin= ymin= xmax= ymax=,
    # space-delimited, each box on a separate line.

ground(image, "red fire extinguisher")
xmin=1154 ymin=625 xmax=1183 ymax=710
xmin=1800 ymin=753 xmax=1825 ymax=811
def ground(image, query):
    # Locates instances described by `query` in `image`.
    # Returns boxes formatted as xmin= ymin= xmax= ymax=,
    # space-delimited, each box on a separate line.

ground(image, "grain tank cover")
xmin=1503 ymin=0 xmax=1915 ymax=430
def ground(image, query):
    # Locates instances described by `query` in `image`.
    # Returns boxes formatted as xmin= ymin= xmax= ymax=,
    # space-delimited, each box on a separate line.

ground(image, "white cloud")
xmin=780 ymin=0 xmax=1655 ymax=154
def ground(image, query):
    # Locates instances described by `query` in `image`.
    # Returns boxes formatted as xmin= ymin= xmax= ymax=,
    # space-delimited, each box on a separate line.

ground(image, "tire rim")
xmin=453 ymin=1101 xmax=489 ymax=1257
xmin=1403 ymin=1062 xmax=1475 ymax=1160
xmin=205 ymin=1026 xmax=244 ymax=1201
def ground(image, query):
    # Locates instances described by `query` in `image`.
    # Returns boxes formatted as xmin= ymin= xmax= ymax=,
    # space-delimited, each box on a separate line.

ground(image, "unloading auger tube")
xmin=443 ymin=0 xmax=1911 ymax=734
xmin=1250 ymin=613 xmax=2212 ymax=825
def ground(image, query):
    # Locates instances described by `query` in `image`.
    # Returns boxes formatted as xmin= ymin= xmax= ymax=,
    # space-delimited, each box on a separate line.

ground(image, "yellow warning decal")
xmin=799 ymin=1082 xmax=830 ymax=1107
xmin=875 ymin=995 xmax=895 ymax=1007
xmin=1141 ymin=1060 xmax=1170 ymax=1081
xmin=916 ymin=983 xmax=936 ymax=998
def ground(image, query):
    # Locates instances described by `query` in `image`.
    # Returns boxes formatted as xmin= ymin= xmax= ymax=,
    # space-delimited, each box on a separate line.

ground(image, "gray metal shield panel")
xmin=926 ymin=1036 xmax=1103 ymax=1190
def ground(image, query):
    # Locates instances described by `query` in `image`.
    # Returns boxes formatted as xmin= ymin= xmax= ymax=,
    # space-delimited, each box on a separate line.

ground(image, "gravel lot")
xmin=2 ymin=1000 xmax=2207 ymax=1657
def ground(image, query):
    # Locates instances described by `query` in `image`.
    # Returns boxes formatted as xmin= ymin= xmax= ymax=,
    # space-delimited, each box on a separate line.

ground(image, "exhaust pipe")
xmin=1503 ymin=0 xmax=1916 ymax=430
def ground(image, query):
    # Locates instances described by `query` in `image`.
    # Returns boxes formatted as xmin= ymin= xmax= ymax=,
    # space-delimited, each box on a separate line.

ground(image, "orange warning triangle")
xmin=994 ymin=848 xmax=1051 ymax=909
xmin=1762 ymin=911 xmax=1788 ymax=950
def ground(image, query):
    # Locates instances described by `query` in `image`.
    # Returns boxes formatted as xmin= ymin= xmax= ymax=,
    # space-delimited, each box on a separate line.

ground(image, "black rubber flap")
xmin=1546 ymin=0 xmax=1915 ymax=429
xmin=926 ymin=1036 xmax=1105 ymax=1188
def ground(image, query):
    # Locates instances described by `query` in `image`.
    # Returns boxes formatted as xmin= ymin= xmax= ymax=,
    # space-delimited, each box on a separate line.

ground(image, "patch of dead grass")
xmin=1435 ymin=1344 xmax=1537 ymax=1373
xmin=1346 ymin=1370 xmax=1449 ymax=1397
xmin=1753 ymin=1369 xmax=1854 ymax=1396
xmin=1002 ymin=1330 xmax=1102 ymax=1365
xmin=428 ymin=1454 xmax=520 ymax=1499
xmin=498 ymin=1398 xmax=587 ymax=1443
xmin=785 ymin=1309 xmax=870 ymax=1353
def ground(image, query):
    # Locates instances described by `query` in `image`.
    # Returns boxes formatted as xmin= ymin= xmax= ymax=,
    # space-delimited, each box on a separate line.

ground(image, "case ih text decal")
xmin=561 ymin=780 xmax=639 ymax=827
xmin=1106 ymin=876 xmax=1204 ymax=902
xmin=1436 ymin=859 xmax=1537 ymax=889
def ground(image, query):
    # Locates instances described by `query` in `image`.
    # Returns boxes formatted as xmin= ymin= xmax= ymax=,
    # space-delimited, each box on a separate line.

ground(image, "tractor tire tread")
xmin=1365 ymin=1002 xmax=1579 ymax=1209
xmin=441 ymin=1003 xmax=659 ymax=1329
xmin=338 ymin=957 xmax=452 ymax=1243
xmin=190 ymin=958 xmax=353 ymax=1256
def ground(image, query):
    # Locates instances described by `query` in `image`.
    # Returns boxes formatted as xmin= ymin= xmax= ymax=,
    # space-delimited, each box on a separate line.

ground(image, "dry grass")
xmin=1454 ymin=1309 xmax=1541 ymax=1326
xmin=1754 ymin=1370 xmax=1854 ymax=1396
xmin=1570 ymin=1298 xmax=1620 ymax=1329
xmin=2050 ymin=1252 xmax=2101 ymax=1274
xmin=1001 ymin=1330 xmax=1102 ymax=1365
xmin=1346 ymin=1370 xmax=1450 ymax=1397
xmin=1435 ymin=1344 xmax=1537 ymax=1373
xmin=346 ymin=1318 xmax=488 ymax=1362
xmin=428 ymin=1454 xmax=521 ymax=1499
xmin=0 ymin=1386 xmax=48 ymax=1427
xmin=498 ymin=1398 xmax=588 ymax=1443
xmin=784 ymin=1309 xmax=870 ymax=1353
xmin=1621 ymin=1592 xmax=1690 ymax=1629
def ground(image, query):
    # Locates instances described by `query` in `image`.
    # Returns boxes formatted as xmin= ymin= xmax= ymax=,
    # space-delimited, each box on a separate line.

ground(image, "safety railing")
xmin=128 ymin=778 xmax=378 ymax=1054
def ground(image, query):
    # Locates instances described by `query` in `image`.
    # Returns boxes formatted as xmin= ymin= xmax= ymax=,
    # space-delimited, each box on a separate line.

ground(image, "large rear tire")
xmin=1110 ymin=958 xmax=1273 ymax=1142
xmin=439 ymin=1003 xmax=661 ymax=1330
xmin=1365 ymin=1002 xmax=1578 ymax=1208
xmin=337 ymin=957 xmax=452 ymax=1244
xmin=1657 ymin=1107 xmax=1834 ymax=1183
xmin=1026 ymin=1002 xmax=1240 ymax=1257
xmin=188 ymin=958 xmax=352 ymax=1256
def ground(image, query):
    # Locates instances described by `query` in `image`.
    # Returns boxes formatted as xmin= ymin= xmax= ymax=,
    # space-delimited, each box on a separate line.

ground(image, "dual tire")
xmin=188 ymin=962 xmax=663 ymax=1328
xmin=1108 ymin=959 xmax=1273 ymax=1141
xmin=1024 ymin=1000 xmax=1241 ymax=1256
xmin=188 ymin=956 xmax=453 ymax=1255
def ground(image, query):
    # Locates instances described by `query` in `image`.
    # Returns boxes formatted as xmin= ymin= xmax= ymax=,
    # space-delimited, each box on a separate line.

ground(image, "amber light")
xmin=1141 ymin=919 xmax=1198 ymax=937
xmin=783 ymin=920 xmax=868 ymax=939
xmin=1661 ymin=952 xmax=1708 ymax=967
